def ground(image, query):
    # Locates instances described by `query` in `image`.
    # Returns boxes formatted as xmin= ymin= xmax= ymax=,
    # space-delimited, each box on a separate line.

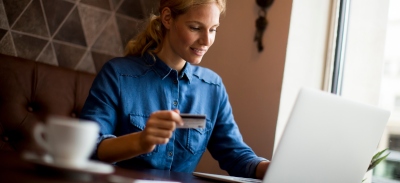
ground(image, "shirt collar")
xmin=180 ymin=62 xmax=192 ymax=83
xmin=143 ymin=52 xmax=192 ymax=83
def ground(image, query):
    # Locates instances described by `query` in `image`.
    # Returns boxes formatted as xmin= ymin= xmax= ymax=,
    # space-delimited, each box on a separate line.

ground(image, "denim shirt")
xmin=80 ymin=52 xmax=267 ymax=178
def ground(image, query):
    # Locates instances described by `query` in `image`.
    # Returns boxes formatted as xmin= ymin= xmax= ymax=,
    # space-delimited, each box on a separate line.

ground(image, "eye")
xmin=210 ymin=29 xmax=217 ymax=33
xmin=190 ymin=26 xmax=200 ymax=31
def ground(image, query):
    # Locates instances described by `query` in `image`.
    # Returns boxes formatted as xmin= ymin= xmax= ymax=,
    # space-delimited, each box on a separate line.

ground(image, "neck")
xmin=156 ymin=42 xmax=186 ymax=72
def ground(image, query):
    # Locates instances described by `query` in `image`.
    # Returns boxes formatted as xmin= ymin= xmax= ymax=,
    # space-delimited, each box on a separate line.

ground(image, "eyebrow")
xmin=187 ymin=21 xmax=220 ymax=27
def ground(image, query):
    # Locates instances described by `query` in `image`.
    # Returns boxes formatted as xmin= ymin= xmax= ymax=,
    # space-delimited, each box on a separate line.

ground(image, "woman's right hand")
xmin=138 ymin=110 xmax=183 ymax=154
xmin=97 ymin=110 xmax=183 ymax=163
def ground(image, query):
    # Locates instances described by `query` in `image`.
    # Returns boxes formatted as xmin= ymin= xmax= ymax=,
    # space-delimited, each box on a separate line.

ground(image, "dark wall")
xmin=0 ymin=0 xmax=159 ymax=73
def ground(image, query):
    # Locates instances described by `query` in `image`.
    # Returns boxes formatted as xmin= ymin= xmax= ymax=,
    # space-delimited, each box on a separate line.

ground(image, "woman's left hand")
xmin=255 ymin=160 xmax=270 ymax=179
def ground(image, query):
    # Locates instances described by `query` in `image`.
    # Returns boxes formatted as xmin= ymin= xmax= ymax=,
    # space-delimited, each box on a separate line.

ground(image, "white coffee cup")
xmin=33 ymin=116 xmax=99 ymax=168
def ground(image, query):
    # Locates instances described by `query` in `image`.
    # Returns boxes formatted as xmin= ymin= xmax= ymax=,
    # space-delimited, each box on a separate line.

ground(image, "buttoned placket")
xmin=165 ymin=71 xmax=180 ymax=169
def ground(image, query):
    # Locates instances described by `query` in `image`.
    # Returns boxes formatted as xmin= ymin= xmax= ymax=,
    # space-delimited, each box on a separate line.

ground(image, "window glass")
xmin=373 ymin=0 xmax=400 ymax=182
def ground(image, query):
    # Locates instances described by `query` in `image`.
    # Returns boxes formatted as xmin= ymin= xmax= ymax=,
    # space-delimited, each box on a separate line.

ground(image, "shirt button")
xmin=174 ymin=80 xmax=178 ymax=84
xmin=173 ymin=101 xmax=178 ymax=106
xmin=168 ymin=152 xmax=173 ymax=156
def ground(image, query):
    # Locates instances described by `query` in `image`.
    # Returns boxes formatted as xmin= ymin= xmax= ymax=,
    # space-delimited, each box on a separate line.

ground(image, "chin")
xmin=187 ymin=60 xmax=202 ymax=65
xmin=186 ymin=57 xmax=203 ymax=65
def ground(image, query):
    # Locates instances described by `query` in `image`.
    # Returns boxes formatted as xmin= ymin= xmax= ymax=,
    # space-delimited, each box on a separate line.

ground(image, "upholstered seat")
xmin=0 ymin=54 xmax=96 ymax=152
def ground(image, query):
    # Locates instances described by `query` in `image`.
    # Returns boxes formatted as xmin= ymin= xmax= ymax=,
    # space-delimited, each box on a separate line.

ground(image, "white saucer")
xmin=22 ymin=151 xmax=114 ymax=174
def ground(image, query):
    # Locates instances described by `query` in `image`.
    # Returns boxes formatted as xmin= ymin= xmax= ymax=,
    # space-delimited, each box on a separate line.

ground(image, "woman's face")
xmin=164 ymin=3 xmax=221 ymax=65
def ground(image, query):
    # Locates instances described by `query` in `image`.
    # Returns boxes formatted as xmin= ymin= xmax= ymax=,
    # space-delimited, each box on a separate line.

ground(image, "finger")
xmin=146 ymin=117 xmax=177 ymax=130
xmin=171 ymin=110 xmax=184 ymax=127
xmin=151 ymin=110 xmax=183 ymax=127
xmin=143 ymin=134 xmax=170 ymax=145
xmin=144 ymin=127 xmax=173 ymax=139
xmin=152 ymin=110 xmax=179 ymax=120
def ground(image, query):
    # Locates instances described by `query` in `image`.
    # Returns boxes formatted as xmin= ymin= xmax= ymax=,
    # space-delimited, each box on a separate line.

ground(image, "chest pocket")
xmin=129 ymin=114 xmax=159 ymax=156
xmin=184 ymin=118 xmax=212 ymax=154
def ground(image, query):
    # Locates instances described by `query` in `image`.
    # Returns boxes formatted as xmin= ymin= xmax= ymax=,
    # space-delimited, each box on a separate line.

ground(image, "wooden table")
xmin=0 ymin=151 xmax=219 ymax=183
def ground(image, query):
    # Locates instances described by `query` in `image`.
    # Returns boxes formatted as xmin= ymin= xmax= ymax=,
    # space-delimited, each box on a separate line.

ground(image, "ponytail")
xmin=124 ymin=15 xmax=165 ymax=56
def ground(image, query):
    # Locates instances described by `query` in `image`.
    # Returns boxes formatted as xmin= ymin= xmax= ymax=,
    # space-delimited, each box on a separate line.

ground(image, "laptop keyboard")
xmin=193 ymin=172 xmax=262 ymax=183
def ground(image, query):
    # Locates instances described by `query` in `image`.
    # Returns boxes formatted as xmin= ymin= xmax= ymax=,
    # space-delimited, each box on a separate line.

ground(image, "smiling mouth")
xmin=191 ymin=48 xmax=207 ymax=56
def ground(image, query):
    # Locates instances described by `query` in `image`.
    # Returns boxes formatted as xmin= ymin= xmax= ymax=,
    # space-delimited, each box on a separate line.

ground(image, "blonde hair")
xmin=124 ymin=0 xmax=226 ymax=56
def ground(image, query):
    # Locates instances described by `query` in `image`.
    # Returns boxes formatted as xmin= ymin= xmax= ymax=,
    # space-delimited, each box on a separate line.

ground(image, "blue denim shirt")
xmin=80 ymin=52 xmax=267 ymax=178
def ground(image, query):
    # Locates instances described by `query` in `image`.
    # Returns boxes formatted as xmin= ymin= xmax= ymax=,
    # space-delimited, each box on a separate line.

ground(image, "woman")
xmin=81 ymin=0 xmax=270 ymax=179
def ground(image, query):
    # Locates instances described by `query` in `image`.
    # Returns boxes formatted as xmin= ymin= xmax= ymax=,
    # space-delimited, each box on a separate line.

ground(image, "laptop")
xmin=193 ymin=87 xmax=390 ymax=183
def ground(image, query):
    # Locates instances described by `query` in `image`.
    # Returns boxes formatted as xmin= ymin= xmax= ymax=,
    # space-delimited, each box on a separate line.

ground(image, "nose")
xmin=199 ymin=31 xmax=213 ymax=46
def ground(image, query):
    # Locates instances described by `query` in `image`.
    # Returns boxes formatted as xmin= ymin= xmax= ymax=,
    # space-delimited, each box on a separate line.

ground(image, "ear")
xmin=160 ymin=7 xmax=173 ymax=30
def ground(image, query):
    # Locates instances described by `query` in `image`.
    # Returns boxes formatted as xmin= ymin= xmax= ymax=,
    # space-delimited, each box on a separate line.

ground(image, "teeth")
xmin=193 ymin=48 xmax=205 ymax=54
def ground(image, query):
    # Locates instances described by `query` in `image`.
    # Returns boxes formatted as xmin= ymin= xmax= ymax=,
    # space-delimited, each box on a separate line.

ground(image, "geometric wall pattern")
xmin=0 ymin=0 xmax=159 ymax=73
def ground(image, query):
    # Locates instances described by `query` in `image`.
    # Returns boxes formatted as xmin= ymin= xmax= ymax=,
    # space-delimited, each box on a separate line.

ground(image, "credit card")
xmin=177 ymin=114 xmax=206 ymax=129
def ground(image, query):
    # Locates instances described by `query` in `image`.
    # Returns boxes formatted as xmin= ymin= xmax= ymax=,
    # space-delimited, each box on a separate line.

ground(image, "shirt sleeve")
xmin=80 ymin=60 xmax=120 ymax=160
xmin=207 ymin=82 xmax=268 ymax=178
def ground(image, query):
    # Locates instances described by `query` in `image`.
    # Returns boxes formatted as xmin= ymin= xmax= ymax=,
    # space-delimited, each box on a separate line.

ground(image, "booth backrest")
xmin=0 ymin=54 xmax=96 ymax=152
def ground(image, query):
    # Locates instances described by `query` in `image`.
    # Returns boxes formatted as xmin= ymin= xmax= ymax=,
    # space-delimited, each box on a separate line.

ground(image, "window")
xmin=280 ymin=0 xmax=399 ymax=182
xmin=373 ymin=0 xmax=400 ymax=182
xmin=339 ymin=0 xmax=399 ymax=182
